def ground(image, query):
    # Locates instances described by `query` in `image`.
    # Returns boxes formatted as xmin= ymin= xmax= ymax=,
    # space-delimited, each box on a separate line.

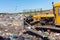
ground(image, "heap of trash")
xmin=0 ymin=14 xmax=60 ymax=40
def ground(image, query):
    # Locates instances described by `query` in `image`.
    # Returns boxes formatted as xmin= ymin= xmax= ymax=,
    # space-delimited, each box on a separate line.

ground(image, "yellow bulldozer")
xmin=23 ymin=2 xmax=60 ymax=38
xmin=24 ymin=2 xmax=60 ymax=26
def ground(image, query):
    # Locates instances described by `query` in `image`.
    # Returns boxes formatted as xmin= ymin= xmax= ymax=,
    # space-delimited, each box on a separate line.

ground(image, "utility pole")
xmin=15 ymin=6 xmax=17 ymax=12
xmin=40 ymin=8 xmax=42 ymax=13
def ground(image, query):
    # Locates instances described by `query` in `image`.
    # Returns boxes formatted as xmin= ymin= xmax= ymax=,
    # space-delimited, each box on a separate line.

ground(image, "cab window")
xmin=58 ymin=8 xmax=60 ymax=16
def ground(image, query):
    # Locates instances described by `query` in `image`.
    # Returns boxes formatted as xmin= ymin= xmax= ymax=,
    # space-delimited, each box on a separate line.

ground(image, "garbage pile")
xmin=49 ymin=32 xmax=60 ymax=40
xmin=38 ymin=29 xmax=60 ymax=40
xmin=0 ymin=31 xmax=36 ymax=40
xmin=0 ymin=14 xmax=35 ymax=40
xmin=0 ymin=14 xmax=60 ymax=40
xmin=0 ymin=14 xmax=25 ymax=33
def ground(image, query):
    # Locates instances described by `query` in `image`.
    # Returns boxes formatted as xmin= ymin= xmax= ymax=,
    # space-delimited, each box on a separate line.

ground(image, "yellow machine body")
xmin=32 ymin=13 xmax=54 ymax=21
xmin=53 ymin=2 xmax=60 ymax=25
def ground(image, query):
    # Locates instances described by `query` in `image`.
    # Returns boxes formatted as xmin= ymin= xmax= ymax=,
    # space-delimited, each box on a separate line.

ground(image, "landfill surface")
xmin=0 ymin=14 xmax=60 ymax=40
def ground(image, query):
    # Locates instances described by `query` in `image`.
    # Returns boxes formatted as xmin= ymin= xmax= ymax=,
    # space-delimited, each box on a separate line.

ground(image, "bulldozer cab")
xmin=53 ymin=2 xmax=60 ymax=25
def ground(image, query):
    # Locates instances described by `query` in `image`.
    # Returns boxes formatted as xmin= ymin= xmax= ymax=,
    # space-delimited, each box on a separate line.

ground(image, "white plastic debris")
xmin=38 ymin=31 xmax=42 ymax=33
xmin=6 ymin=33 xmax=9 ymax=35
xmin=0 ymin=31 xmax=2 ymax=33
xmin=27 ymin=27 xmax=31 ymax=29
xmin=2 ymin=33 xmax=5 ymax=36
xmin=15 ymin=27 xmax=17 ymax=29
xmin=19 ymin=32 xmax=23 ymax=35
xmin=55 ymin=33 xmax=60 ymax=36
xmin=5 ymin=29 xmax=8 ymax=32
